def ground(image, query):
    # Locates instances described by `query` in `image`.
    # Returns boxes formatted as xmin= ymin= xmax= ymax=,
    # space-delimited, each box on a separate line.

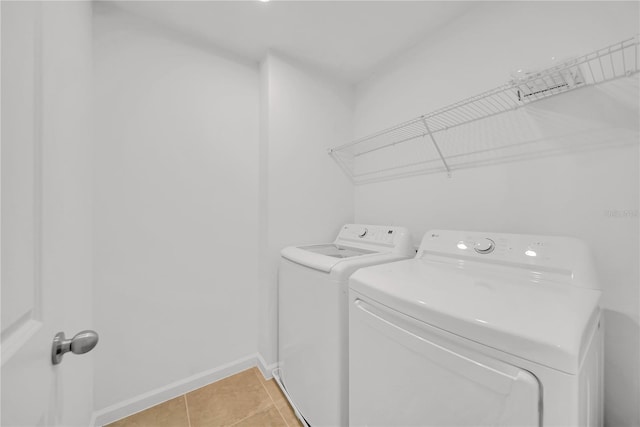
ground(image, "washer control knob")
xmin=474 ymin=238 xmax=495 ymax=254
xmin=358 ymin=227 xmax=368 ymax=238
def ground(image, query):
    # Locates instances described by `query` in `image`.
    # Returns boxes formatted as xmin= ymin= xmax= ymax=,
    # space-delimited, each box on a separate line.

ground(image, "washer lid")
xmin=300 ymin=244 xmax=376 ymax=259
xmin=282 ymin=244 xmax=377 ymax=273
xmin=349 ymin=258 xmax=601 ymax=374
xmin=280 ymin=224 xmax=415 ymax=273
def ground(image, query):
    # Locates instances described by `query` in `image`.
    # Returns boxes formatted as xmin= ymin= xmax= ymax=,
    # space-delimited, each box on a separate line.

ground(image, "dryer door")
xmin=349 ymin=293 xmax=541 ymax=427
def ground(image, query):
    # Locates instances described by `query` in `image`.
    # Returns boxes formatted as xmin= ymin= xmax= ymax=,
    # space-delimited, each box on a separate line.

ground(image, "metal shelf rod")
xmin=421 ymin=117 xmax=451 ymax=176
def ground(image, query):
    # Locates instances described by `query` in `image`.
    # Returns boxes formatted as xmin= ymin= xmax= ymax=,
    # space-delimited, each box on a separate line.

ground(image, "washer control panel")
xmin=339 ymin=224 xmax=398 ymax=245
xmin=334 ymin=224 xmax=414 ymax=256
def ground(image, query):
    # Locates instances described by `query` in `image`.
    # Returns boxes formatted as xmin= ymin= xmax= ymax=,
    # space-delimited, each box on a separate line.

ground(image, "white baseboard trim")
xmin=90 ymin=353 xmax=258 ymax=427
xmin=256 ymin=352 xmax=278 ymax=380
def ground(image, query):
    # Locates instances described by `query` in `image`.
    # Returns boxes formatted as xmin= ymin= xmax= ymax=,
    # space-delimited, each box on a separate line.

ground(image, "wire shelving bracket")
xmin=329 ymin=35 xmax=640 ymax=184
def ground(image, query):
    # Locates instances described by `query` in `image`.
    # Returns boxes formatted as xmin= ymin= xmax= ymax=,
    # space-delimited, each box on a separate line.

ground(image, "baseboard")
xmin=91 ymin=353 xmax=258 ymax=426
xmin=256 ymin=352 xmax=278 ymax=380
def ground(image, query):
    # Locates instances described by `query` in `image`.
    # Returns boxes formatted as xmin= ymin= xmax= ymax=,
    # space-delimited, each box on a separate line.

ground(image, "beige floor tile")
xmin=255 ymin=373 xmax=304 ymax=427
xmin=262 ymin=379 xmax=287 ymax=407
xmin=251 ymin=369 xmax=289 ymax=409
xmin=105 ymin=396 xmax=189 ymax=427
xmin=275 ymin=403 xmax=304 ymax=427
xmin=232 ymin=406 xmax=286 ymax=427
xmin=186 ymin=368 xmax=272 ymax=427
xmin=251 ymin=367 xmax=267 ymax=384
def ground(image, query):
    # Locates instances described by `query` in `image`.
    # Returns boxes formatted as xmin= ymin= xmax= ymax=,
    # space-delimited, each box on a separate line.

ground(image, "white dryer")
xmin=349 ymin=230 xmax=603 ymax=427
xmin=277 ymin=224 xmax=414 ymax=426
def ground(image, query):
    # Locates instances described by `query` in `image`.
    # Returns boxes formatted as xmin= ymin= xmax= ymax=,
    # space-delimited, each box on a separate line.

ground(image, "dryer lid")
xmin=350 ymin=256 xmax=601 ymax=375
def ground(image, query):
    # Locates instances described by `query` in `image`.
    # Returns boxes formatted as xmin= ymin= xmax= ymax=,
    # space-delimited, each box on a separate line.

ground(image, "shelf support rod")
xmin=421 ymin=117 xmax=451 ymax=177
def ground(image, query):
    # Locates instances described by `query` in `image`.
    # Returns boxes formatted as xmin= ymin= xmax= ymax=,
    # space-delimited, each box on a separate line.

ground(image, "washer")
xmin=349 ymin=229 xmax=603 ymax=427
xmin=277 ymin=224 xmax=414 ymax=427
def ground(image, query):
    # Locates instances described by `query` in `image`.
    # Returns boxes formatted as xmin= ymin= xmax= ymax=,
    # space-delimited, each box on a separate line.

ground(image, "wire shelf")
xmin=329 ymin=35 xmax=640 ymax=184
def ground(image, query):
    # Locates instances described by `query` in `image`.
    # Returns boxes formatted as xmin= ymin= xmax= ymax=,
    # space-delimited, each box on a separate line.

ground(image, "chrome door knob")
xmin=51 ymin=330 xmax=99 ymax=365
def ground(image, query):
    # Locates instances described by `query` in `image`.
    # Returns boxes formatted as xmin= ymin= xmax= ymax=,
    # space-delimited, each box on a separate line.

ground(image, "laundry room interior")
xmin=1 ymin=1 xmax=639 ymax=426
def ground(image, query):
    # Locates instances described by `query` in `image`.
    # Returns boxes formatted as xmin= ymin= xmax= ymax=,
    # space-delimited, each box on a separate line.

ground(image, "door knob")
xmin=51 ymin=330 xmax=99 ymax=365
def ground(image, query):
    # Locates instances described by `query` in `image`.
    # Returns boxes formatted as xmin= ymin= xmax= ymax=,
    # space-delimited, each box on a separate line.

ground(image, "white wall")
xmin=258 ymin=54 xmax=354 ymax=366
xmin=92 ymin=5 xmax=260 ymax=411
xmin=353 ymin=2 xmax=639 ymax=426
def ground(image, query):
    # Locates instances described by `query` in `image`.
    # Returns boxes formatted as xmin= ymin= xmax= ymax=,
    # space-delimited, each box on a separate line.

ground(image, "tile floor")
xmin=106 ymin=368 xmax=304 ymax=427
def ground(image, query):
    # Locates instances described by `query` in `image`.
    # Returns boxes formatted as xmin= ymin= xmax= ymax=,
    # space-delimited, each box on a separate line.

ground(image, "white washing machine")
xmin=277 ymin=224 xmax=414 ymax=427
xmin=349 ymin=230 xmax=603 ymax=427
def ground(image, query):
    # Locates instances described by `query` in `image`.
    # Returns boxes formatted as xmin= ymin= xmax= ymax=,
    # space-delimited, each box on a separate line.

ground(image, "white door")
xmin=349 ymin=294 xmax=541 ymax=427
xmin=1 ymin=2 xmax=95 ymax=426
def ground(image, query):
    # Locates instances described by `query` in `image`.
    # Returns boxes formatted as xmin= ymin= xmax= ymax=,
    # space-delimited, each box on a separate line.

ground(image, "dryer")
xmin=349 ymin=230 xmax=603 ymax=427
xmin=277 ymin=224 xmax=413 ymax=426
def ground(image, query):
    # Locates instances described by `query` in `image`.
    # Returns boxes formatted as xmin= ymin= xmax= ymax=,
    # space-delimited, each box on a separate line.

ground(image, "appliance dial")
xmin=474 ymin=238 xmax=495 ymax=254
xmin=358 ymin=227 xmax=368 ymax=238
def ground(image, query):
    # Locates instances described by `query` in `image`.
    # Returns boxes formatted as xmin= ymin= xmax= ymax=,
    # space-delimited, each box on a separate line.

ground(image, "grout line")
xmin=183 ymin=395 xmax=192 ymax=427
xmin=251 ymin=366 xmax=267 ymax=384
xmin=271 ymin=402 xmax=291 ymax=427
xmin=227 ymin=368 xmax=285 ymax=427
xmin=229 ymin=408 xmax=270 ymax=427
xmin=229 ymin=412 xmax=255 ymax=426
xmin=254 ymin=368 xmax=290 ymax=427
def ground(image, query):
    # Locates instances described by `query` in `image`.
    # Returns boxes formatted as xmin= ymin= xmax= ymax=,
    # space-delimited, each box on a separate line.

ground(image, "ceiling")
xmin=109 ymin=1 xmax=475 ymax=83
